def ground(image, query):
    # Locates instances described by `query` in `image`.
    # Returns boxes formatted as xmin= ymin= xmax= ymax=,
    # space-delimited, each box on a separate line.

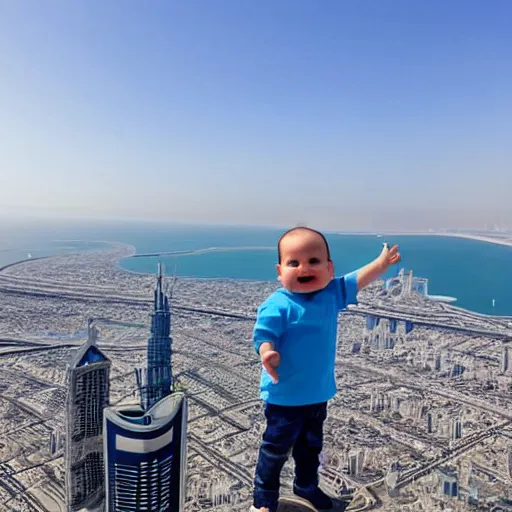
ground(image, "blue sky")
xmin=0 ymin=0 xmax=511 ymax=230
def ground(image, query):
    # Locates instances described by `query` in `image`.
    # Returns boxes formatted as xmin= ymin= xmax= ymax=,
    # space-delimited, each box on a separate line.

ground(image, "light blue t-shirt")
xmin=253 ymin=272 xmax=358 ymax=406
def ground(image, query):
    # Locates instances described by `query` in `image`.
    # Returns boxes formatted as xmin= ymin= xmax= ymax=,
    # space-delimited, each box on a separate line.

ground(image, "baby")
xmin=251 ymin=227 xmax=400 ymax=512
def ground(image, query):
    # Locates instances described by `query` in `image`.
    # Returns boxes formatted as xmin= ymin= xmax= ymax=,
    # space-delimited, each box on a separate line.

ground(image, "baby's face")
xmin=277 ymin=231 xmax=333 ymax=293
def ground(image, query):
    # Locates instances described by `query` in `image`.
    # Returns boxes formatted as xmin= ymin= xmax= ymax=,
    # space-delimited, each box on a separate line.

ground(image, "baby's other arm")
xmin=259 ymin=343 xmax=280 ymax=384
xmin=356 ymin=243 xmax=401 ymax=290
xmin=253 ymin=302 xmax=285 ymax=384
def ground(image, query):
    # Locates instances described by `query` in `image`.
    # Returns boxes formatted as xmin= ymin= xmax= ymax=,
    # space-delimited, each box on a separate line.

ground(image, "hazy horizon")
xmin=1 ymin=1 xmax=511 ymax=231
xmin=1 ymin=207 xmax=510 ymax=234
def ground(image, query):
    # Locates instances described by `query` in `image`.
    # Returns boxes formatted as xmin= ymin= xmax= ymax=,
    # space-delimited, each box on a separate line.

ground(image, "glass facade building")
xmin=138 ymin=264 xmax=173 ymax=411
xmin=65 ymin=329 xmax=111 ymax=512
xmin=104 ymin=392 xmax=188 ymax=512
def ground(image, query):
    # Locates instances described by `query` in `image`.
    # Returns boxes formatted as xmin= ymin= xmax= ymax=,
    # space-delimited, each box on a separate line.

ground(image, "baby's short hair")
xmin=277 ymin=227 xmax=331 ymax=264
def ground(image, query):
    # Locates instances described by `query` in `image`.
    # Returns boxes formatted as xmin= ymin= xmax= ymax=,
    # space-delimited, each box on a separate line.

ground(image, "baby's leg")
xmin=291 ymin=402 xmax=326 ymax=491
xmin=253 ymin=403 xmax=305 ymax=511
xmin=291 ymin=402 xmax=333 ymax=509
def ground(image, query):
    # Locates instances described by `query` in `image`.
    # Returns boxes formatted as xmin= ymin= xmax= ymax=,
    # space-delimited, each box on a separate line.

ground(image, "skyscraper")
xmin=507 ymin=445 xmax=512 ymax=481
xmin=137 ymin=263 xmax=173 ymax=411
xmin=103 ymin=392 xmax=188 ymax=512
xmin=103 ymin=263 xmax=188 ymax=511
xmin=439 ymin=467 xmax=458 ymax=498
xmin=347 ymin=449 xmax=365 ymax=476
xmin=502 ymin=345 xmax=509 ymax=373
xmin=451 ymin=418 xmax=462 ymax=440
xmin=65 ymin=323 xmax=111 ymax=512
xmin=427 ymin=412 xmax=433 ymax=433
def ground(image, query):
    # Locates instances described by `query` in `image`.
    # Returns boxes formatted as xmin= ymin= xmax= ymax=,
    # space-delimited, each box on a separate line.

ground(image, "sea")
xmin=0 ymin=216 xmax=511 ymax=317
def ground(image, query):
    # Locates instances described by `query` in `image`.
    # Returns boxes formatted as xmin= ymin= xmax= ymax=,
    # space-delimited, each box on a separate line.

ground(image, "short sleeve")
xmin=335 ymin=271 xmax=358 ymax=311
xmin=253 ymin=302 xmax=284 ymax=355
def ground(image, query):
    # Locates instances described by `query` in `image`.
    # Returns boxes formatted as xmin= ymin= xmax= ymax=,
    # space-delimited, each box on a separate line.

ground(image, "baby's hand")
xmin=261 ymin=350 xmax=280 ymax=384
xmin=380 ymin=243 xmax=401 ymax=269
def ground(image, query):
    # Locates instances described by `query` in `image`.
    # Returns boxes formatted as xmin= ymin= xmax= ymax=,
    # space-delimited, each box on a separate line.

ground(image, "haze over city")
xmin=1 ymin=1 xmax=511 ymax=230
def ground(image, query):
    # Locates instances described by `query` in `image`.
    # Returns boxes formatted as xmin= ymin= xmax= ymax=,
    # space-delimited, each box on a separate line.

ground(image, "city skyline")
xmin=63 ymin=267 xmax=187 ymax=511
xmin=1 ymin=242 xmax=512 ymax=510
xmin=1 ymin=1 xmax=511 ymax=230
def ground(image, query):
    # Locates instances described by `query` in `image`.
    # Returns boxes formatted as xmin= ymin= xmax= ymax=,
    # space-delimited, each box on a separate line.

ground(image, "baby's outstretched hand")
xmin=261 ymin=350 xmax=280 ymax=384
xmin=380 ymin=243 xmax=401 ymax=269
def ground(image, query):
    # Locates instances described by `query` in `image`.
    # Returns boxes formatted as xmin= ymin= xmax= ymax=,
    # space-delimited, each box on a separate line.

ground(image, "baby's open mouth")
xmin=297 ymin=276 xmax=315 ymax=283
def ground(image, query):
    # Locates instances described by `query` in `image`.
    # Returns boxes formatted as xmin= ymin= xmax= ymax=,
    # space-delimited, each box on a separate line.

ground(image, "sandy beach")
xmin=337 ymin=231 xmax=512 ymax=248
xmin=434 ymin=232 xmax=512 ymax=247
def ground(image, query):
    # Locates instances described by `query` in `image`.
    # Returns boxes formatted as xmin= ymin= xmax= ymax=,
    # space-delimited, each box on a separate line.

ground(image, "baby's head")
xmin=277 ymin=227 xmax=334 ymax=293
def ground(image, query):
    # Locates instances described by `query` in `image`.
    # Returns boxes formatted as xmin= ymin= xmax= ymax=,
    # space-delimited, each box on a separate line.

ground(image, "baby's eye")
xmin=287 ymin=260 xmax=299 ymax=267
xmin=309 ymin=258 xmax=320 ymax=265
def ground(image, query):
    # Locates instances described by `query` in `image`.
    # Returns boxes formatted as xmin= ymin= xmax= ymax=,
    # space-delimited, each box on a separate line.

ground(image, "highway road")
xmin=0 ymin=277 xmax=509 ymax=339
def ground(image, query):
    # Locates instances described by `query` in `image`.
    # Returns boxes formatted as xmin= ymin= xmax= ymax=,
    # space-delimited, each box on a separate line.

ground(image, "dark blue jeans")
xmin=253 ymin=401 xmax=327 ymax=510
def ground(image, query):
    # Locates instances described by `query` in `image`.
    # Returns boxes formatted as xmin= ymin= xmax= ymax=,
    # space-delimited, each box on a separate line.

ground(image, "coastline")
xmin=1 ymin=233 xmax=511 ymax=317
xmin=433 ymin=232 xmax=512 ymax=248
xmin=336 ymin=231 xmax=512 ymax=248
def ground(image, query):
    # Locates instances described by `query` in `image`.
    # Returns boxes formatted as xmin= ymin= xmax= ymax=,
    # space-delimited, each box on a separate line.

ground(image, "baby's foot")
xmin=250 ymin=507 xmax=272 ymax=512
xmin=294 ymin=486 xmax=334 ymax=510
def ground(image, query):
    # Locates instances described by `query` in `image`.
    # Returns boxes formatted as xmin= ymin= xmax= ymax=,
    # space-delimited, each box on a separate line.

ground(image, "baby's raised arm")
xmin=356 ymin=243 xmax=401 ymax=290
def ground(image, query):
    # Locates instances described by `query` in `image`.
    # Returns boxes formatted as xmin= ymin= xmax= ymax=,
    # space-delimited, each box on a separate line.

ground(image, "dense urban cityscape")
xmin=1 ymin=243 xmax=512 ymax=511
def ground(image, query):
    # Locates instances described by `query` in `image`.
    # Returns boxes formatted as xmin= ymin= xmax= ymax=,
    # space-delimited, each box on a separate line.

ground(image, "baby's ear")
xmin=328 ymin=260 xmax=334 ymax=279
xmin=276 ymin=264 xmax=282 ymax=281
